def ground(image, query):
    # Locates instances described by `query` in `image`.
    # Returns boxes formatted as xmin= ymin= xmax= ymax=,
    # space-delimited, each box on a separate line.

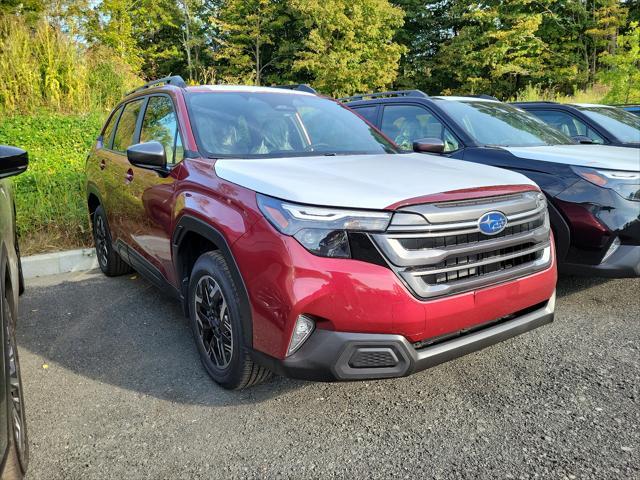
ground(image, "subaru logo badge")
xmin=478 ymin=211 xmax=508 ymax=235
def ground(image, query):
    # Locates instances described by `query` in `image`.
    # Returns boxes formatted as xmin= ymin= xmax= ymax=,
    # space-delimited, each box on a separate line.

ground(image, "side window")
xmin=101 ymin=106 xmax=122 ymax=149
xmin=533 ymin=110 xmax=605 ymax=144
xmin=381 ymin=104 xmax=460 ymax=152
xmin=112 ymin=99 xmax=144 ymax=153
xmin=352 ymin=106 xmax=378 ymax=125
xmin=140 ymin=96 xmax=183 ymax=164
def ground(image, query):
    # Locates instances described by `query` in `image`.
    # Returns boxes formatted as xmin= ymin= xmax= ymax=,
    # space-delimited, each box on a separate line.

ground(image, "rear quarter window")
xmin=112 ymin=99 xmax=144 ymax=153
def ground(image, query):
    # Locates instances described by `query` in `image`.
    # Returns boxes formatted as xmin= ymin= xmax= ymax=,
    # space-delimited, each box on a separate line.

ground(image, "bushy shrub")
xmin=0 ymin=113 xmax=105 ymax=252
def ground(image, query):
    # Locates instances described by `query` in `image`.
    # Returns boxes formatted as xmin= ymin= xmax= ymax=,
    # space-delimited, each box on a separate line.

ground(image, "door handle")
xmin=125 ymin=168 xmax=134 ymax=184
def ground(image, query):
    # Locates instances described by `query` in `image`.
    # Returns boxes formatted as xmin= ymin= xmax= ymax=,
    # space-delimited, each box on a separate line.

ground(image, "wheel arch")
xmin=86 ymin=184 xmax=103 ymax=219
xmin=0 ymin=243 xmax=16 ymax=322
xmin=172 ymin=216 xmax=253 ymax=346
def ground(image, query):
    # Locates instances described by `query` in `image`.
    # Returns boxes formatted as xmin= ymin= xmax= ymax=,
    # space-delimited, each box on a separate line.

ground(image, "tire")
xmin=92 ymin=205 xmax=131 ymax=277
xmin=15 ymin=237 xmax=24 ymax=296
xmin=2 ymin=297 xmax=28 ymax=479
xmin=188 ymin=251 xmax=270 ymax=390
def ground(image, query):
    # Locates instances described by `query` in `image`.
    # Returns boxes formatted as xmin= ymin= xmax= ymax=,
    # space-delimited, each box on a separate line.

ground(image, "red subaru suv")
xmin=86 ymin=77 xmax=557 ymax=389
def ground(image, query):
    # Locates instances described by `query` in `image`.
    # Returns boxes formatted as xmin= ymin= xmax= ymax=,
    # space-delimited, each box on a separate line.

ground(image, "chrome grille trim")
xmin=373 ymin=226 xmax=549 ymax=267
xmin=400 ymin=247 xmax=551 ymax=299
xmin=406 ymin=241 xmax=550 ymax=276
xmin=386 ymin=203 xmax=546 ymax=233
xmin=372 ymin=191 xmax=552 ymax=299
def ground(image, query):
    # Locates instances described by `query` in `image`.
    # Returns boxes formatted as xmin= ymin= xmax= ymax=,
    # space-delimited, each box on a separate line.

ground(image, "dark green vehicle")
xmin=0 ymin=145 xmax=28 ymax=479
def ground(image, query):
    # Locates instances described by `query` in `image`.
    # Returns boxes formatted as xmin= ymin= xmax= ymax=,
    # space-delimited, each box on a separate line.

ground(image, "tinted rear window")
xmin=113 ymin=100 xmax=144 ymax=152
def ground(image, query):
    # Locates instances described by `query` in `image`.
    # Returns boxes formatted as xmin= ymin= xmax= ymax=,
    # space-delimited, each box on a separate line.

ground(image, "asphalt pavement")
xmin=17 ymin=270 xmax=640 ymax=479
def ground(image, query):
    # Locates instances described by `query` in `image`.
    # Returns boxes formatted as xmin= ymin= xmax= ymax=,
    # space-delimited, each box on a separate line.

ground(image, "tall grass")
xmin=513 ymin=84 xmax=610 ymax=104
xmin=0 ymin=15 xmax=139 ymax=114
xmin=0 ymin=16 xmax=140 ymax=253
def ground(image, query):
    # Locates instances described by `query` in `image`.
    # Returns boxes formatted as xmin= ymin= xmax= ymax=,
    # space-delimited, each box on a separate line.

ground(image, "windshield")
xmin=187 ymin=91 xmax=397 ymax=158
xmin=575 ymin=106 xmax=640 ymax=144
xmin=434 ymin=99 xmax=572 ymax=147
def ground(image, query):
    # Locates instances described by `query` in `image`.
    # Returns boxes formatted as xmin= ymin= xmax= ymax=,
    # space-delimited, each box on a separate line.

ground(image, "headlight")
xmin=257 ymin=194 xmax=392 ymax=258
xmin=571 ymin=166 xmax=640 ymax=202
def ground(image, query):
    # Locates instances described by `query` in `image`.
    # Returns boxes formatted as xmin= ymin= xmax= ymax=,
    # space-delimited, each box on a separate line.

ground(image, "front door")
xmin=124 ymin=95 xmax=184 ymax=285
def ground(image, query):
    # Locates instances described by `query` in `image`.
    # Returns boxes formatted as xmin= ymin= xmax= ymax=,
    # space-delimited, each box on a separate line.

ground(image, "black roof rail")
xmin=126 ymin=75 xmax=187 ymax=96
xmin=272 ymin=84 xmax=317 ymax=94
xmin=338 ymin=90 xmax=428 ymax=103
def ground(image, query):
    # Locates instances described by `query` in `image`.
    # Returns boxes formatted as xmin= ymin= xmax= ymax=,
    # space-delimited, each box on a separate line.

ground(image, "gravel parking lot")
xmin=17 ymin=271 xmax=639 ymax=479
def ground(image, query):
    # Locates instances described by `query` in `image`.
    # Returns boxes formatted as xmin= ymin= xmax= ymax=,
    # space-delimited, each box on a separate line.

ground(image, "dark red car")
xmin=86 ymin=77 xmax=556 ymax=390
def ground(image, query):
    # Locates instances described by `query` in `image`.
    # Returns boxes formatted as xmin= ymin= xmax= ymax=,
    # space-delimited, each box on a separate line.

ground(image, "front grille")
xmin=372 ymin=191 xmax=552 ymax=299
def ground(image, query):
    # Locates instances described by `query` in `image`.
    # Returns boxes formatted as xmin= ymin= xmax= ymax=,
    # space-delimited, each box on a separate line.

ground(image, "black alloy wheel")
xmin=193 ymin=275 xmax=234 ymax=370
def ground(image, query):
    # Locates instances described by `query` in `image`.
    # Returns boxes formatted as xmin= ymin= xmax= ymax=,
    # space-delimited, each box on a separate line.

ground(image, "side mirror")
xmin=0 ymin=145 xmax=28 ymax=179
xmin=572 ymin=135 xmax=594 ymax=144
xmin=412 ymin=138 xmax=445 ymax=154
xmin=127 ymin=141 xmax=167 ymax=171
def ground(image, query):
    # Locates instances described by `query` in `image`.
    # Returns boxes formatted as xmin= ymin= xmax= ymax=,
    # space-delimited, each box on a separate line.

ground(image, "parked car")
xmin=342 ymin=91 xmax=640 ymax=278
xmin=86 ymin=77 xmax=556 ymax=390
xmin=0 ymin=146 xmax=29 ymax=479
xmin=511 ymin=102 xmax=640 ymax=148
xmin=620 ymin=105 xmax=640 ymax=117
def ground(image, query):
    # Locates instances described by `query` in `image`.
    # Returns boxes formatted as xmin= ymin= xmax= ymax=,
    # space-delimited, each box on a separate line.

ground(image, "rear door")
xmin=527 ymin=109 xmax=606 ymax=144
xmin=103 ymin=98 xmax=146 ymax=246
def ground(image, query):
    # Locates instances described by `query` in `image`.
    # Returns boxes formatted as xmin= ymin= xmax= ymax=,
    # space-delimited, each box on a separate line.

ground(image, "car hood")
xmin=503 ymin=145 xmax=640 ymax=171
xmin=214 ymin=153 xmax=536 ymax=210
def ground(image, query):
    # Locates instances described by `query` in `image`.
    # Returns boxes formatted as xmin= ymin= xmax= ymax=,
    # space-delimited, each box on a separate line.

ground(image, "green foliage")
xmin=514 ymin=83 xmax=610 ymax=103
xmin=600 ymin=22 xmax=640 ymax=102
xmin=291 ymin=0 xmax=406 ymax=97
xmin=213 ymin=0 xmax=292 ymax=85
xmin=0 ymin=15 xmax=140 ymax=115
xmin=0 ymin=113 xmax=105 ymax=251
xmin=436 ymin=1 xmax=546 ymax=97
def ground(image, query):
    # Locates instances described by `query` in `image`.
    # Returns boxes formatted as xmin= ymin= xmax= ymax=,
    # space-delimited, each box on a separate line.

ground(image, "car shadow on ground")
xmin=17 ymin=271 xmax=306 ymax=407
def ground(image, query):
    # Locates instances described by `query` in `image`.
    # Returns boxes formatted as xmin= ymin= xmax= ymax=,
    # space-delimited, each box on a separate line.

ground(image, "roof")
xmin=184 ymin=85 xmax=315 ymax=96
xmin=431 ymin=96 xmax=499 ymax=103
xmin=569 ymin=103 xmax=614 ymax=108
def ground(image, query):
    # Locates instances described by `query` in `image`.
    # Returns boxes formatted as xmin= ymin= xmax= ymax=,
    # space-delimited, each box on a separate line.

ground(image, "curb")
xmin=22 ymin=248 xmax=98 ymax=279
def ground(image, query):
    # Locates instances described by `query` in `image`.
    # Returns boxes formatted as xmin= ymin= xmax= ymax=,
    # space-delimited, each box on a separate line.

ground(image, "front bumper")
xmin=560 ymin=244 xmax=640 ymax=278
xmin=252 ymin=292 xmax=555 ymax=382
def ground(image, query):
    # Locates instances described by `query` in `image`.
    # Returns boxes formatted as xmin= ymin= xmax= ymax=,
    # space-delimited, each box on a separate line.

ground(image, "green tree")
xmin=86 ymin=0 xmax=143 ymax=70
xmin=436 ymin=1 xmax=547 ymax=98
xmin=291 ymin=0 xmax=405 ymax=96
xmin=391 ymin=0 xmax=461 ymax=92
xmin=213 ymin=0 xmax=292 ymax=85
xmin=600 ymin=21 xmax=640 ymax=102
xmin=586 ymin=0 xmax=628 ymax=78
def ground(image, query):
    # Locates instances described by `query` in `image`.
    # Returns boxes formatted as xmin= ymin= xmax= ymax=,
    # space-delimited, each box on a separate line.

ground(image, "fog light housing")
xmin=601 ymin=237 xmax=621 ymax=264
xmin=287 ymin=315 xmax=315 ymax=356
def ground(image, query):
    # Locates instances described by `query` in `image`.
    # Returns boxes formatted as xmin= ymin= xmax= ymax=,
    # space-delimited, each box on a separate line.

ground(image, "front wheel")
xmin=2 ymin=297 xmax=28 ymax=479
xmin=188 ymin=251 xmax=270 ymax=390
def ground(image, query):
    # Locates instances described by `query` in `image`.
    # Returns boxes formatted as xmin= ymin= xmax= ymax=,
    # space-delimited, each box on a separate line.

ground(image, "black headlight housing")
xmin=257 ymin=194 xmax=392 ymax=258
